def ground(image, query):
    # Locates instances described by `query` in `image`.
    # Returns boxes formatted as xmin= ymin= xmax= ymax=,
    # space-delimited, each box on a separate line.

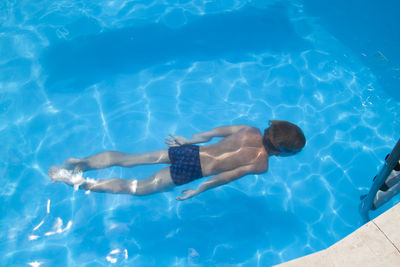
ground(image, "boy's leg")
xmin=63 ymin=149 xmax=170 ymax=172
xmin=49 ymin=166 xmax=175 ymax=195
xmin=134 ymin=167 xmax=175 ymax=195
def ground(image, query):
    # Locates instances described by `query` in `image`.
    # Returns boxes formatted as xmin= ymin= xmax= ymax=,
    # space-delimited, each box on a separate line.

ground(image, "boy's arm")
xmin=176 ymin=165 xmax=256 ymax=200
xmin=165 ymin=125 xmax=250 ymax=146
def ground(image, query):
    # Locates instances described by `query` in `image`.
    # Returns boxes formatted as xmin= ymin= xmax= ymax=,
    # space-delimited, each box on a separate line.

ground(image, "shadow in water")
xmin=301 ymin=0 xmax=400 ymax=101
xmin=116 ymin=188 xmax=308 ymax=265
xmin=41 ymin=6 xmax=309 ymax=91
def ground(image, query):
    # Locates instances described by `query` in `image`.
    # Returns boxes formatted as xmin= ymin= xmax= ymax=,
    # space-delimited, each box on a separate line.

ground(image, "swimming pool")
xmin=1 ymin=0 xmax=400 ymax=266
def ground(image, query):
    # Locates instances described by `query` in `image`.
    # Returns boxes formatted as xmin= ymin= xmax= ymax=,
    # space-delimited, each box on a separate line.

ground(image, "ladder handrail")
xmin=359 ymin=138 xmax=400 ymax=223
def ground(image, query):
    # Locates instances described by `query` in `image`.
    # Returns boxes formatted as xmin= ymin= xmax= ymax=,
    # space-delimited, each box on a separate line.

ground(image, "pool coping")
xmin=274 ymin=202 xmax=400 ymax=266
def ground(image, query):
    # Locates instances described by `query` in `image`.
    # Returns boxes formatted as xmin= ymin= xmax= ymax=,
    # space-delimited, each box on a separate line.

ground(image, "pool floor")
xmin=1 ymin=0 xmax=400 ymax=266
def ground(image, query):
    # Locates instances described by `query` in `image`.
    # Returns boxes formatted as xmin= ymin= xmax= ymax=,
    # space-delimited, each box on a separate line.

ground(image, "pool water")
xmin=1 ymin=0 xmax=400 ymax=266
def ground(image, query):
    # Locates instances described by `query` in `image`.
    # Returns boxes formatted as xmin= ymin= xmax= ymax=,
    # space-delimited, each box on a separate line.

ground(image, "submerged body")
xmin=199 ymin=126 xmax=268 ymax=176
xmin=49 ymin=122 xmax=305 ymax=200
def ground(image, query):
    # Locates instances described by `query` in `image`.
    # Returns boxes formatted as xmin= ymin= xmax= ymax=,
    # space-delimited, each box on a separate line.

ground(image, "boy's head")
xmin=263 ymin=120 xmax=306 ymax=156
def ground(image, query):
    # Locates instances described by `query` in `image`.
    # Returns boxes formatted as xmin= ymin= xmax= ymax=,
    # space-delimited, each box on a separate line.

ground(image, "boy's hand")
xmin=164 ymin=134 xmax=189 ymax=147
xmin=176 ymin=189 xmax=197 ymax=200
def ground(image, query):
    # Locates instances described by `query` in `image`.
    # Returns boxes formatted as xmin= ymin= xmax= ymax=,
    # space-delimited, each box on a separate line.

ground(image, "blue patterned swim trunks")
xmin=168 ymin=145 xmax=203 ymax=185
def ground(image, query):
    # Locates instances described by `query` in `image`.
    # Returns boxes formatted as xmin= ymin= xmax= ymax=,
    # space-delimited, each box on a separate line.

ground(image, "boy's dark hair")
xmin=265 ymin=120 xmax=306 ymax=153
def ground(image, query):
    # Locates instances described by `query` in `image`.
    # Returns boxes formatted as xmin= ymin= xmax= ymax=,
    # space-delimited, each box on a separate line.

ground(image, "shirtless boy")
xmin=48 ymin=120 xmax=306 ymax=200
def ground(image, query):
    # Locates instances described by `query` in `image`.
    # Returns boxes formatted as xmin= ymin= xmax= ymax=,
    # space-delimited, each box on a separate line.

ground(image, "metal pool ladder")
xmin=359 ymin=138 xmax=400 ymax=223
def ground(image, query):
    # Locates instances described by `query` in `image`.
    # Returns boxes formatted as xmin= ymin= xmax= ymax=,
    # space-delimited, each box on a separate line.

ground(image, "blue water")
xmin=1 ymin=0 xmax=400 ymax=266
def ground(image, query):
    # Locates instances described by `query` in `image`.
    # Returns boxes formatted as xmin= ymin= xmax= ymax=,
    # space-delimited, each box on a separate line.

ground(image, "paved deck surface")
xmin=275 ymin=203 xmax=400 ymax=267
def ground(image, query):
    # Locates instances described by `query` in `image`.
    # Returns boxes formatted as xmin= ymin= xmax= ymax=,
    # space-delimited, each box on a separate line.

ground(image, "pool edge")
xmin=275 ymin=202 xmax=400 ymax=266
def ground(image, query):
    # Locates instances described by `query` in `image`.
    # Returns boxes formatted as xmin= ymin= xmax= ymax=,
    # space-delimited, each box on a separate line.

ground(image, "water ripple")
xmin=1 ymin=0 xmax=400 ymax=266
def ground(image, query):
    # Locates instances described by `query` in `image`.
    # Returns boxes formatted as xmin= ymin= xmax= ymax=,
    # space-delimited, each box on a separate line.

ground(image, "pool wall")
xmin=1 ymin=0 xmax=400 ymax=266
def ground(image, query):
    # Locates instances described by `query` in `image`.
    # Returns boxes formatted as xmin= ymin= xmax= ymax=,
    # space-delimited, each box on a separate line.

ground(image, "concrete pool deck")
xmin=275 ymin=203 xmax=400 ymax=267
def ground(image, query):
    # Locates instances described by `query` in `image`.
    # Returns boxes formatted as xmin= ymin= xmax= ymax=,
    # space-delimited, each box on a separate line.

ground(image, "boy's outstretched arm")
xmin=176 ymin=165 xmax=255 ymax=200
xmin=165 ymin=125 xmax=250 ymax=147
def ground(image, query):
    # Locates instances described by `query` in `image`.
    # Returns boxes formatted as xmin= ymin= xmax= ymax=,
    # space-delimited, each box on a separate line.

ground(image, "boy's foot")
xmin=61 ymin=158 xmax=89 ymax=172
xmin=48 ymin=166 xmax=85 ymax=186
